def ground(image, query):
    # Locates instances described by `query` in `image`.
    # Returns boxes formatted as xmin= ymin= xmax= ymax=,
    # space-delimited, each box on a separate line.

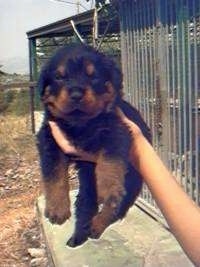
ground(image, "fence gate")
xmin=119 ymin=0 xmax=200 ymax=222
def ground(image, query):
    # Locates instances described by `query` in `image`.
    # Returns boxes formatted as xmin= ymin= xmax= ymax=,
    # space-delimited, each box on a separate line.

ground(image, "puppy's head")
xmin=38 ymin=44 xmax=123 ymax=125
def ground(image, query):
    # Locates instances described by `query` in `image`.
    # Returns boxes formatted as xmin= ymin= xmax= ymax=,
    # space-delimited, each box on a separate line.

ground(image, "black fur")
xmin=67 ymin=161 xmax=98 ymax=247
xmin=37 ymin=43 xmax=151 ymax=247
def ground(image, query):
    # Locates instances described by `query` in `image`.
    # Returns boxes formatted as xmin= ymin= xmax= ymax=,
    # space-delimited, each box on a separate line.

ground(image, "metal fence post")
xmin=28 ymin=38 xmax=37 ymax=134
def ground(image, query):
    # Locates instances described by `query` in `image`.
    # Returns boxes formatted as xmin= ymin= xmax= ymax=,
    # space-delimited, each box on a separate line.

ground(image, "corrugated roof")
xmin=26 ymin=9 xmax=119 ymax=39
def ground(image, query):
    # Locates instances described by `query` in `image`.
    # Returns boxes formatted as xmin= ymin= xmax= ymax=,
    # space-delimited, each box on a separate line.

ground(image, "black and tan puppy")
xmin=37 ymin=43 xmax=151 ymax=247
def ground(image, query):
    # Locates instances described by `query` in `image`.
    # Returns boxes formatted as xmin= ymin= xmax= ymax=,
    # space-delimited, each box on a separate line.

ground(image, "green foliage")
xmin=37 ymin=36 xmax=76 ymax=72
xmin=86 ymin=0 xmax=116 ymax=8
xmin=0 ymin=90 xmax=14 ymax=112
xmin=0 ymin=91 xmax=7 ymax=112
xmin=91 ymin=0 xmax=119 ymax=8
xmin=96 ymin=0 xmax=107 ymax=7
xmin=0 ymin=89 xmax=30 ymax=116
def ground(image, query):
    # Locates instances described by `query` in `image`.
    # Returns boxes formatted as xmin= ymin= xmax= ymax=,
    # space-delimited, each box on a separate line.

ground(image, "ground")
xmin=0 ymin=114 xmax=49 ymax=267
xmin=0 ymin=111 xmax=78 ymax=267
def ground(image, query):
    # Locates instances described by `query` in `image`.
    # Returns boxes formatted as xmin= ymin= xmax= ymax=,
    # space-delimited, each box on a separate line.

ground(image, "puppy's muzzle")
xmin=69 ymin=86 xmax=85 ymax=103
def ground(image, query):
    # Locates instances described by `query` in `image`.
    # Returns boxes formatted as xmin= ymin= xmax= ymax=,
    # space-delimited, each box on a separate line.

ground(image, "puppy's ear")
xmin=38 ymin=68 xmax=49 ymax=97
xmin=105 ymin=81 xmax=115 ymax=96
xmin=101 ymin=56 xmax=123 ymax=98
xmin=41 ymin=86 xmax=51 ymax=103
xmin=111 ymin=66 xmax=124 ymax=99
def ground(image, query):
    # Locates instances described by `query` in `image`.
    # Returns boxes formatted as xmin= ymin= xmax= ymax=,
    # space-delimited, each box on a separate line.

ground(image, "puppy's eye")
xmin=55 ymin=74 xmax=64 ymax=81
xmin=91 ymin=78 xmax=100 ymax=85
xmin=91 ymin=79 xmax=107 ymax=94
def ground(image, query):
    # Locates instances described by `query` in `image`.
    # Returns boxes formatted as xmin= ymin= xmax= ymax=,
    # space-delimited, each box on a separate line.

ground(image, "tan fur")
xmin=83 ymin=84 xmax=116 ymax=115
xmin=91 ymin=151 xmax=127 ymax=237
xmin=56 ymin=65 xmax=65 ymax=76
xmin=43 ymin=155 xmax=71 ymax=225
xmin=42 ymin=81 xmax=116 ymax=119
xmin=43 ymin=87 xmax=70 ymax=118
xmin=104 ymin=82 xmax=116 ymax=111
xmin=85 ymin=63 xmax=95 ymax=75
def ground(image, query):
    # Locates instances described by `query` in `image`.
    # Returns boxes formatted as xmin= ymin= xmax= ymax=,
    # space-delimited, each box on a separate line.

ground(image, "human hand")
xmin=48 ymin=121 xmax=98 ymax=163
xmin=116 ymin=108 xmax=142 ymax=137
xmin=48 ymin=109 xmax=143 ymax=164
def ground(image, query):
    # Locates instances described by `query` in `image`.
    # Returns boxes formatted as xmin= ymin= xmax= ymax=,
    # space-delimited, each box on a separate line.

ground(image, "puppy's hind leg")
xmin=114 ymin=165 xmax=143 ymax=221
xmin=67 ymin=162 xmax=98 ymax=247
xmin=90 ymin=154 xmax=126 ymax=239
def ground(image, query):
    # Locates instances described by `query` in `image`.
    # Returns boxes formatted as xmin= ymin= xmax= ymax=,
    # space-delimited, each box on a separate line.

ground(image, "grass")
xmin=0 ymin=112 xmax=45 ymax=266
xmin=0 ymin=114 xmax=36 ymax=160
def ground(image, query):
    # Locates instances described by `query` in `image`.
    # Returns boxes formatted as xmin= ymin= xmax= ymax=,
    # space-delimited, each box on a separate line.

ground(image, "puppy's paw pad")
xmin=45 ymin=207 xmax=71 ymax=225
xmin=89 ymin=216 xmax=106 ymax=239
xmin=89 ymin=228 xmax=101 ymax=239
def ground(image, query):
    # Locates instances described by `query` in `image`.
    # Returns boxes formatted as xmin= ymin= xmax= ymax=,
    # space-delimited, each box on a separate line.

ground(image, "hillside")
xmin=0 ymin=57 xmax=29 ymax=75
xmin=0 ymin=71 xmax=29 ymax=84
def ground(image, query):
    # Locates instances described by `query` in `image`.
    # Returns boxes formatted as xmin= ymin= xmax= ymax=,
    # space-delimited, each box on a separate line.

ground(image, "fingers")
xmin=116 ymin=107 xmax=129 ymax=123
xmin=48 ymin=121 xmax=97 ymax=163
xmin=48 ymin=121 xmax=77 ymax=154
xmin=116 ymin=108 xmax=142 ymax=136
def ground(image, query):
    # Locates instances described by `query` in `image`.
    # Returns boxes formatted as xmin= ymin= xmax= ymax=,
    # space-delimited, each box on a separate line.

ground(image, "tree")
xmin=86 ymin=0 xmax=118 ymax=8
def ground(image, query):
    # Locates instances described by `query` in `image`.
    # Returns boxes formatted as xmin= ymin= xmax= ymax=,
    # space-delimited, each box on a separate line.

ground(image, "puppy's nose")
xmin=70 ymin=89 xmax=84 ymax=102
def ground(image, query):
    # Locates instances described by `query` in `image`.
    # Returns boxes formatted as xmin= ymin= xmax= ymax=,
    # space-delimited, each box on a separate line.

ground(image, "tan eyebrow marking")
xmin=84 ymin=60 xmax=95 ymax=75
xmin=56 ymin=65 xmax=65 ymax=76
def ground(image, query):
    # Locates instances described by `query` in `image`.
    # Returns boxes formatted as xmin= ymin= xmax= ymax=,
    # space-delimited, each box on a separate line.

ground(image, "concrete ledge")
xmin=37 ymin=191 xmax=193 ymax=267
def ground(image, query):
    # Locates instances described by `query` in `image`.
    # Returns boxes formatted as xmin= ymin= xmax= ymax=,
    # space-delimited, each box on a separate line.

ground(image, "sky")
xmin=0 ymin=0 xmax=93 ymax=73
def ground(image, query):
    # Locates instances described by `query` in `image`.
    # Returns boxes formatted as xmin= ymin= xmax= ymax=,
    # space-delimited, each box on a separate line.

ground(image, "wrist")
xmin=129 ymin=132 xmax=146 ymax=170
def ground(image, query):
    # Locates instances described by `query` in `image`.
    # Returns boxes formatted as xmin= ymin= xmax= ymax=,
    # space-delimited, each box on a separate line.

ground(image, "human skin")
xmin=48 ymin=109 xmax=200 ymax=266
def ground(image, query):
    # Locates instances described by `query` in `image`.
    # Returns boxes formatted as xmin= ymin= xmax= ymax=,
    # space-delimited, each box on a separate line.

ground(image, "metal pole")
xmin=193 ymin=0 xmax=200 ymax=205
xmin=28 ymin=38 xmax=36 ymax=134
xmin=93 ymin=7 xmax=98 ymax=47
xmin=29 ymin=86 xmax=35 ymax=134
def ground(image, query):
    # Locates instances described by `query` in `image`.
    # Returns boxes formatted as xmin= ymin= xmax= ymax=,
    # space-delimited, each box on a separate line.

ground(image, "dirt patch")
xmin=0 ymin=114 xmax=48 ymax=266
xmin=0 ymin=113 xmax=79 ymax=266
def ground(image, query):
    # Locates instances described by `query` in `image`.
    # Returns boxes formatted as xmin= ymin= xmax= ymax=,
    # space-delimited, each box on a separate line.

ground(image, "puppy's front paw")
xmin=45 ymin=203 xmax=71 ymax=225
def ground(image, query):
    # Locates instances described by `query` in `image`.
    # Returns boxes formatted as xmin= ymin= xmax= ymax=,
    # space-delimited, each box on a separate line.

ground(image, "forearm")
xmin=132 ymin=134 xmax=200 ymax=266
